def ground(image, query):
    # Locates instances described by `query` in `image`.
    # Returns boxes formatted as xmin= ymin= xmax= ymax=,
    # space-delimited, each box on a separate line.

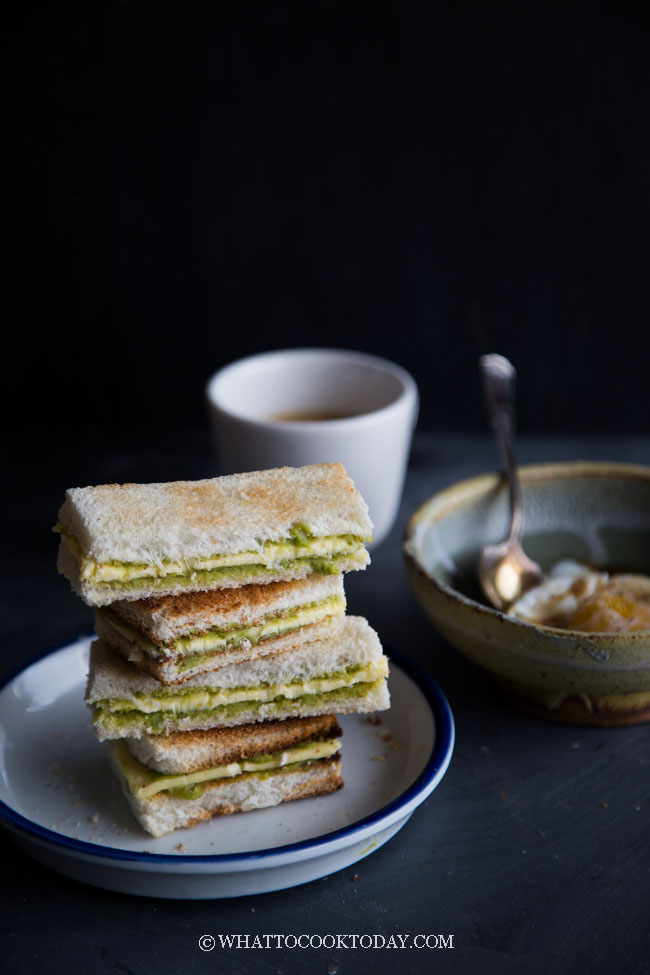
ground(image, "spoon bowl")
xmin=478 ymin=539 xmax=544 ymax=611
xmin=477 ymin=354 xmax=543 ymax=609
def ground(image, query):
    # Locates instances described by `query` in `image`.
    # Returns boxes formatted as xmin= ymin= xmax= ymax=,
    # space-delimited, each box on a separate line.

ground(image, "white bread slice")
xmin=128 ymin=714 xmax=343 ymax=774
xmin=110 ymin=574 xmax=345 ymax=645
xmin=109 ymin=749 xmax=343 ymax=838
xmin=94 ymin=614 xmax=342 ymax=685
xmin=86 ymin=616 xmax=390 ymax=740
xmin=57 ymin=464 xmax=372 ymax=564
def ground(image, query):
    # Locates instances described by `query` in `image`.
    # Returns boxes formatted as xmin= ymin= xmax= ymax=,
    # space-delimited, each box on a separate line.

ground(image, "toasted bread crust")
xmin=127 ymin=714 xmax=342 ymax=773
xmin=116 ymin=576 xmax=329 ymax=623
xmin=109 ymin=574 xmax=344 ymax=643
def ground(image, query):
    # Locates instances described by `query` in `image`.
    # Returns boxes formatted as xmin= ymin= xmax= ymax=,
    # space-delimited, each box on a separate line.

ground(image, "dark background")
xmin=7 ymin=1 xmax=650 ymax=447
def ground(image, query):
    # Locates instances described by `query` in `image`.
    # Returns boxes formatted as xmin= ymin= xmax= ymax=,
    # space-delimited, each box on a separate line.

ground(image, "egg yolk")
xmin=566 ymin=581 xmax=650 ymax=633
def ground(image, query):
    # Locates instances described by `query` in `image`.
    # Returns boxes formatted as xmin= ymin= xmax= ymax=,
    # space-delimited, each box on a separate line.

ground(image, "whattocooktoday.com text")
xmin=198 ymin=933 xmax=454 ymax=951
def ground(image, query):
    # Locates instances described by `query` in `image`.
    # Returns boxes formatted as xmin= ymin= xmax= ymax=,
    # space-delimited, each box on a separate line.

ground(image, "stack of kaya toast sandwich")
xmin=54 ymin=463 xmax=390 ymax=837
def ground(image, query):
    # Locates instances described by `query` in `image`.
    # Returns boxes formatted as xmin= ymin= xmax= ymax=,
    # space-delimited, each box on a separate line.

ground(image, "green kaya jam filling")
xmin=100 ymin=554 xmax=353 ymax=593
xmin=96 ymin=682 xmax=376 ymax=737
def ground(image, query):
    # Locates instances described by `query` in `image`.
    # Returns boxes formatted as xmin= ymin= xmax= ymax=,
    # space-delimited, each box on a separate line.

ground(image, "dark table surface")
xmin=2 ymin=430 xmax=649 ymax=975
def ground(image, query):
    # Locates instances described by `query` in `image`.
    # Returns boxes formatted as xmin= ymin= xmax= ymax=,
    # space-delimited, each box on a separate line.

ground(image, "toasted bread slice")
xmin=128 ymin=714 xmax=343 ymax=774
xmin=94 ymin=614 xmax=341 ymax=685
xmin=86 ymin=616 xmax=390 ymax=740
xmin=55 ymin=464 xmax=372 ymax=606
xmin=110 ymin=748 xmax=343 ymax=838
xmin=93 ymin=574 xmax=346 ymax=683
xmin=109 ymin=574 xmax=345 ymax=644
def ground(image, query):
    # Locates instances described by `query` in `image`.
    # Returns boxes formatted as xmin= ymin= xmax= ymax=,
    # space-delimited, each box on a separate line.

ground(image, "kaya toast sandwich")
xmin=54 ymin=464 xmax=372 ymax=607
xmin=109 ymin=714 xmax=344 ymax=837
xmin=86 ymin=616 xmax=390 ymax=741
xmin=94 ymin=574 xmax=346 ymax=684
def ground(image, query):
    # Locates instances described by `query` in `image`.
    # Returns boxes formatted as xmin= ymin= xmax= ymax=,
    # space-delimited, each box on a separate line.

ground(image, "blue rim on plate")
xmin=0 ymin=636 xmax=454 ymax=865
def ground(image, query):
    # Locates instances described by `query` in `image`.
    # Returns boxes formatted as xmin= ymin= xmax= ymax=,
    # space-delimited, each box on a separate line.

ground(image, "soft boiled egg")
xmin=509 ymin=560 xmax=650 ymax=633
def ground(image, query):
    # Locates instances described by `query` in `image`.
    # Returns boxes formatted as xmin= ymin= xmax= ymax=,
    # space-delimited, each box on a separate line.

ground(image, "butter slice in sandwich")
xmin=94 ymin=574 xmax=346 ymax=684
xmin=54 ymin=464 xmax=372 ymax=606
xmin=86 ymin=615 xmax=390 ymax=741
xmin=109 ymin=715 xmax=344 ymax=837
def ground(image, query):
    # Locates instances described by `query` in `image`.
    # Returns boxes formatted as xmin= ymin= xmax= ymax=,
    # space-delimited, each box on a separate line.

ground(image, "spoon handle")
xmin=479 ymin=354 xmax=523 ymax=542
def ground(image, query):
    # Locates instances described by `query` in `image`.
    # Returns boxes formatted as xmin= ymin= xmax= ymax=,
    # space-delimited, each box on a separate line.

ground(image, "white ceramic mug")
xmin=205 ymin=348 xmax=419 ymax=545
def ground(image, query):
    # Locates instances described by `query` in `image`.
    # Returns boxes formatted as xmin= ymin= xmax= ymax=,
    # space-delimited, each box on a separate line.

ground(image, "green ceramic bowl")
xmin=404 ymin=462 xmax=650 ymax=726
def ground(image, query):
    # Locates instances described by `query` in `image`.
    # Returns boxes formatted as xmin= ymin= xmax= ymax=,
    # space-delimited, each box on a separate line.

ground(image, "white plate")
xmin=0 ymin=635 xmax=454 ymax=899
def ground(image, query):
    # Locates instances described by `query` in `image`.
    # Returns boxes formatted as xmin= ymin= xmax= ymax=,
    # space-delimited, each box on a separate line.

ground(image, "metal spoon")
xmin=478 ymin=354 xmax=543 ymax=611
